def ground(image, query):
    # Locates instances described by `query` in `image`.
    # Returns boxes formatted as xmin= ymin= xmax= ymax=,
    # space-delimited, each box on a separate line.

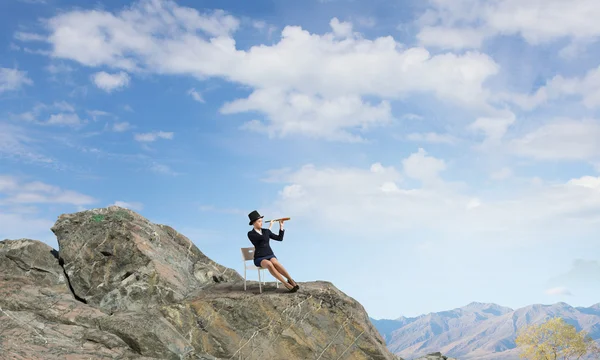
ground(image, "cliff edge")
xmin=0 ymin=206 xmax=400 ymax=360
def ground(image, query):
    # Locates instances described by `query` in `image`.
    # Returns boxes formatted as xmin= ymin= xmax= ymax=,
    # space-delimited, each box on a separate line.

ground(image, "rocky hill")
xmin=0 ymin=206 xmax=406 ymax=360
xmin=372 ymin=301 xmax=600 ymax=360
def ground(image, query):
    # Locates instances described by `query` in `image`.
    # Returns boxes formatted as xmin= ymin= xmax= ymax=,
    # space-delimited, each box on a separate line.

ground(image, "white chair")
xmin=241 ymin=247 xmax=279 ymax=293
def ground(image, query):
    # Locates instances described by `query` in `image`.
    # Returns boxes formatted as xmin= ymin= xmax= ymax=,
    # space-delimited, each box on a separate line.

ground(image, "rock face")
xmin=0 ymin=206 xmax=400 ymax=360
xmin=415 ymin=352 xmax=457 ymax=360
xmin=51 ymin=206 xmax=242 ymax=313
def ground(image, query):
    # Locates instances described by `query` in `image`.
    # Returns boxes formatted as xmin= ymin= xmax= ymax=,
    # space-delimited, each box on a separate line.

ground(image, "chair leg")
xmin=244 ymin=266 xmax=247 ymax=291
xmin=258 ymin=269 xmax=262 ymax=293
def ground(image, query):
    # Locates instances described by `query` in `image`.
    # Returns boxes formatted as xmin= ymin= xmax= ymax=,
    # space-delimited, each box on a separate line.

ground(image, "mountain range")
xmin=371 ymin=301 xmax=600 ymax=360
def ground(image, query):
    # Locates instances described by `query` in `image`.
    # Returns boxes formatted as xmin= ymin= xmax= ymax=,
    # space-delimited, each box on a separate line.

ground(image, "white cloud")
xmin=468 ymin=112 xmax=516 ymax=144
xmin=221 ymin=90 xmax=393 ymax=141
xmin=265 ymin=150 xmax=600 ymax=244
xmin=188 ymin=88 xmax=205 ymax=103
xmin=112 ymin=122 xmax=131 ymax=132
xmin=402 ymin=148 xmax=447 ymax=184
xmin=355 ymin=16 xmax=376 ymax=28
xmin=0 ymin=175 xmax=95 ymax=245
xmin=149 ymin=162 xmax=178 ymax=175
xmin=0 ymin=68 xmax=33 ymax=93
xmin=47 ymin=113 xmax=84 ymax=127
xmin=45 ymin=63 xmax=74 ymax=74
xmin=490 ymin=167 xmax=512 ymax=180
xmin=92 ymin=71 xmax=130 ymax=92
xmin=417 ymin=26 xmax=486 ymax=49
xmin=0 ymin=212 xmax=54 ymax=243
xmin=112 ymin=201 xmax=143 ymax=211
xmin=418 ymin=0 xmax=600 ymax=50
xmin=0 ymin=175 xmax=96 ymax=206
xmin=509 ymin=119 xmax=600 ymax=160
xmin=134 ymin=131 xmax=174 ymax=142
xmin=40 ymin=1 xmax=500 ymax=140
xmin=0 ymin=123 xmax=56 ymax=165
xmin=53 ymin=101 xmax=75 ymax=112
xmin=14 ymin=32 xmax=46 ymax=42
xmin=545 ymin=287 xmax=573 ymax=296
xmin=502 ymin=66 xmax=600 ymax=111
xmin=13 ymin=101 xmax=87 ymax=128
xmin=406 ymin=132 xmax=458 ymax=145
xmin=87 ymin=110 xmax=111 ymax=120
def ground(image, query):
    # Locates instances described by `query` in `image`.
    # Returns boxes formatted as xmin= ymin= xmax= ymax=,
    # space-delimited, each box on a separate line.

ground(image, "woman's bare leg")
xmin=270 ymin=258 xmax=297 ymax=286
xmin=261 ymin=260 xmax=294 ymax=289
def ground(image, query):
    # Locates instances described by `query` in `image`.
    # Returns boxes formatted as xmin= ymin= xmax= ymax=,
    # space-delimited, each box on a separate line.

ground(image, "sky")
xmin=1 ymin=0 xmax=600 ymax=320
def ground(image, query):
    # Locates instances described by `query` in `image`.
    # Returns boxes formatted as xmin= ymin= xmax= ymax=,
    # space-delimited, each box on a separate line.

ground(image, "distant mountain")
xmin=371 ymin=302 xmax=600 ymax=360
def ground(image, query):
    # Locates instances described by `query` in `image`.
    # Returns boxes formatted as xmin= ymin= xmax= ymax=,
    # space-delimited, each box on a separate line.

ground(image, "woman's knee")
xmin=261 ymin=259 xmax=274 ymax=268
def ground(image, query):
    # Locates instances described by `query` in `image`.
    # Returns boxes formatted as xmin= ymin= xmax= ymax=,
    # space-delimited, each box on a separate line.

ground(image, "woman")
xmin=247 ymin=210 xmax=299 ymax=292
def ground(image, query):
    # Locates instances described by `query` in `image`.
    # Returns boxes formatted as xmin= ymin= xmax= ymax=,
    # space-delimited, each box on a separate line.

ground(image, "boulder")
xmin=50 ymin=206 xmax=242 ymax=313
xmin=0 ymin=238 xmax=65 ymax=287
xmin=0 ymin=206 xmax=403 ymax=359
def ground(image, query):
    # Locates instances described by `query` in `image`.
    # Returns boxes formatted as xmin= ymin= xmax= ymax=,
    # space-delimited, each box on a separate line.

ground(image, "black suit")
xmin=247 ymin=228 xmax=285 ymax=260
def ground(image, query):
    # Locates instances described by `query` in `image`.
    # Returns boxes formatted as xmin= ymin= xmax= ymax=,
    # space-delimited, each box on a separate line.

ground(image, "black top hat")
xmin=248 ymin=210 xmax=264 ymax=225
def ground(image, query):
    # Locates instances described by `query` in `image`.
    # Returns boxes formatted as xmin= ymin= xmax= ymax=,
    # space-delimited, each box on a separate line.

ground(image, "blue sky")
xmin=2 ymin=0 xmax=600 ymax=320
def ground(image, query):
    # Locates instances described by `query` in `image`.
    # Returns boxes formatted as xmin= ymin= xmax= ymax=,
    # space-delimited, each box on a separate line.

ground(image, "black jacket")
xmin=247 ymin=228 xmax=285 ymax=259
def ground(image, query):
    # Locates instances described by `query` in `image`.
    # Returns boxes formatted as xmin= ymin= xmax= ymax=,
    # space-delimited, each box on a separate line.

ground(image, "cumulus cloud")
xmin=264 ymin=149 xmax=600 ymax=243
xmin=417 ymin=0 xmax=600 ymax=50
xmin=501 ymin=66 xmax=600 ymax=111
xmin=112 ymin=122 xmax=131 ymax=132
xmin=402 ymin=148 xmax=447 ymax=184
xmin=490 ymin=167 xmax=512 ymax=180
xmin=221 ymin=90 xmax=394 ymax=141
xmin=39 ymin=0 xmax=500 ymax=140
xmin=0 ymin=68 xmax=33 ymax=93
xmin=417 ymin=26 xmax=486 ymax=49
xmin=405 ymin=132 xmax=458 ymax=145
xmin=509 ymin=119 xmax=600 ymax=160
xmin=15 ymin=101 xmax=86 ymax=128
xmin=0 ymin=175 xmax=96 ymax=206
xmin=92 ymin=71 xmax=130 ymax=92
xmin=468 ymin=112 xmax=516 ymax=143
xmin=545 ymin=287 xmax=573 ymax=296
xmin=134 ymin=131 xmax=174 ymax=142
xmin=0 ymin=175 xmax=96 ymax=245
xmin=47 ymin=113 xmax=84 ymax=127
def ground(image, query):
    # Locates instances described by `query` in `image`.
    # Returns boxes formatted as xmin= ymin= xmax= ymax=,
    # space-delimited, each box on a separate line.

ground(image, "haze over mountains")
xmin=372 ymin=302 xmax=600 ymax=360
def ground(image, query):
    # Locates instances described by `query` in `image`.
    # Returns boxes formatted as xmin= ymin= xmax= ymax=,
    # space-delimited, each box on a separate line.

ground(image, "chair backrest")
xmin=241 ymin=247 xmax=255 ymax=261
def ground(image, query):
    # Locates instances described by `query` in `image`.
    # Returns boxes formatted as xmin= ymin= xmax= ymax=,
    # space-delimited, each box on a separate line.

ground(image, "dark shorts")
xmin=254 ymin=255 xmax=276 ymax=267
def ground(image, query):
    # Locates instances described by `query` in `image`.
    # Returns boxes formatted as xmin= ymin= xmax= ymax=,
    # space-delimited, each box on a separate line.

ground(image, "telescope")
xmin=265 ymin=217 xmax=291 ymax=223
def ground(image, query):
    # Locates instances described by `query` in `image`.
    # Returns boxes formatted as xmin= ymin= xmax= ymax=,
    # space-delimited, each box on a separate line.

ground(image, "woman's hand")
xmin=269 ymin=220 xmax=274 ymax=230
xmin=279 ymin=219 xmax=284 ymax=230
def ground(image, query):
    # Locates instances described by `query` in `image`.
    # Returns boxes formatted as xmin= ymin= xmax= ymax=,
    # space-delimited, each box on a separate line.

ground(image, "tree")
xmin=515 ymin=317 xmax=600 ymax=360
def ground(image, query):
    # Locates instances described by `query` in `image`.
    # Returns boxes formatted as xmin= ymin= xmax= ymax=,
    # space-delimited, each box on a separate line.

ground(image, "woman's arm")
xmin=268 ymin=229 xmax=284 ymax=241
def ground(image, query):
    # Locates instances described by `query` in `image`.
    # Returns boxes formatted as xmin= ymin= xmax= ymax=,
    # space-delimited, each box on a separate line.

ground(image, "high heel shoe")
xmin=288 ymin=279 xmax=300 ymax=290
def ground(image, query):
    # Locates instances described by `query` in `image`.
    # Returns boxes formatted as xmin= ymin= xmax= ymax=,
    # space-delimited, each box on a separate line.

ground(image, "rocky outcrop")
xmin=0 ymin=206 xmax=400 ymax=359
xmin=51 ymin=206 xmax=241 ymax=313
xmin=415 ymin=352 xmax=457 ymax=360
